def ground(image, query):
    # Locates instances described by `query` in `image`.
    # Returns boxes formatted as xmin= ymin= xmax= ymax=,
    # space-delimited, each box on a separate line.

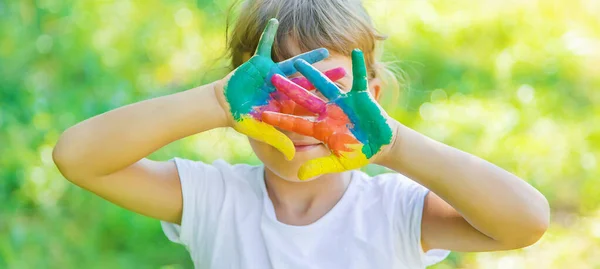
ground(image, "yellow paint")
xmin=298 ymin=144 xmax=368 ymax=180
xmin=234 ymin=116 xmax=295 ymax=160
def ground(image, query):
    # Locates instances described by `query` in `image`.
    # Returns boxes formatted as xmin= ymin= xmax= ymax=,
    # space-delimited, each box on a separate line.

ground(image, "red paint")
xmin=263 ymin=70 xmax=365 ymax=156
xmin=262 ymin=104 xmax=359 ymax=156
xmin=253 ymin=67 xmax=346 ymax=119
xmin=271 ymin=74 xmax=327 ymax=113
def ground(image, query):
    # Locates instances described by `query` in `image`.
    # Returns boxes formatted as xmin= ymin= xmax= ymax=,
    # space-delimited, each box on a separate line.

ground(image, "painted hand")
xmin=262 ymin=49 xmax=395 ymax=180
xmin=221 ymin=18 xmax=345 ymax=160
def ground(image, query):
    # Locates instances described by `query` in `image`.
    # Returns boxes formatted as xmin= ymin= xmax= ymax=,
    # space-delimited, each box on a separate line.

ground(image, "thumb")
xmin=298 ymin=155 xmax=345 ymax=180
xmin=234 ymin=116 xmax=295 ymax=160
xmin=298 ymin=145 xmax=369 ymax=180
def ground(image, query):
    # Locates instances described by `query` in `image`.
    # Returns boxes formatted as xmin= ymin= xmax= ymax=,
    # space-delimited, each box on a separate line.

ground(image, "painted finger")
xmin=235 ymin=116 xmax=295 ymax=160
xmin=255 ymin=18 xmax=279 ymax=57
xmin=262 ymin=111 xmax=318 ymax=137
xmin=278 ymin=48 xmax=329 ymax=76
xmin=298 ymin=145 xmax=370 ymax=180
xmin=294 ymin=59 xmax=343 ymax=101
xmin=269 ymin=91 xmax=315 ymax=116
xmin=297 ymin=155 xmax=346 ymax=180
xmin=254 ymin=98 xmax=281 ymax=115
xmin=351 ymin=49 xmax=368 ymax=92
xmin=271 ymin=74 xmax=326 ymax=114
xmin=291 ymin=67 xmax=346 ymax=90
xmin=336 ymin=144 xmax=370 ymax=169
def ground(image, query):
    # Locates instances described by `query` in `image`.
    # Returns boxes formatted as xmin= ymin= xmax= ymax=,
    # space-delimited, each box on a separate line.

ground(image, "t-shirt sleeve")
xmin=160 ymin=158 xmax=226 ymax=250
xmin=387 ymin=175 xmax=450 ymax=267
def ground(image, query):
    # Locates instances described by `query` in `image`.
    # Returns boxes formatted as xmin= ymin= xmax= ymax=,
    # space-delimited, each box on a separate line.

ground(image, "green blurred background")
xmin=1 ymin=0 xmax=599 ymax=268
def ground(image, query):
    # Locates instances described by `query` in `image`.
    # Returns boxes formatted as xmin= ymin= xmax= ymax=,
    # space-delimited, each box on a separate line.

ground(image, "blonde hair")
xmin=226 ymin=0 xmax=399 ymax=90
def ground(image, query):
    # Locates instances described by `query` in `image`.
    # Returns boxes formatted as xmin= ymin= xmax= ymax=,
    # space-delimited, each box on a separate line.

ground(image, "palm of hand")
xmin=222 ymin=18 xmax=331 ymax=160
xmin=226 ymin=56 xmax=277 ymax=120
xmin=263 ymin=49 xmax=394 ymax=180
xmin=333 ymin=89 xmax=393 ymax=159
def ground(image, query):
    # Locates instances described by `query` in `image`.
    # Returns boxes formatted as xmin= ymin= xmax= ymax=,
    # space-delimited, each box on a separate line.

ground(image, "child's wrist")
xmin=210 ymin=79 xmax=234 ymax=128
xmin=373 ymin=118 xmax=403 ymax=167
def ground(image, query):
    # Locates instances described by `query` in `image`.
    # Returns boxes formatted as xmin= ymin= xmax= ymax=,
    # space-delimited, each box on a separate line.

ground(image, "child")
xmin=52 ymin=0 xmax=550 ymax=268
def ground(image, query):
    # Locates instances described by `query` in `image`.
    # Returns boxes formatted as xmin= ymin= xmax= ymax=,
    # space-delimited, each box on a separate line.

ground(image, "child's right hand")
xmin=215 ymin=18 xmax=343 ymax=160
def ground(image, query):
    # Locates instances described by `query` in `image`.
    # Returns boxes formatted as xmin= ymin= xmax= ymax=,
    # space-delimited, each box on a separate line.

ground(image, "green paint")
xmin=224 ymin=56 xmax=276 ymax=120
xmin=291 ymin=49 xmax=392 ymax=159
xmin=336 ymin=49 xmax=392 ymax=158
xmin=224 ymin=18 xmax=280 ymax=121
xmin=336 ymin=92 xmax=392 ymax=158
xmin=224 ymin=18 xmax=330 ymax=123
xmin=351 ymin=49 xmax=368 ymax=92
xmin=255 ymin=18 xmax=278 ymax=57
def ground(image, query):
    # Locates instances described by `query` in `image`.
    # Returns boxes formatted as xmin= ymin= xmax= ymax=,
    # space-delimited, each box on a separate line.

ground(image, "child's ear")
xmin=369 ymin=77 xmax=382 ymax=100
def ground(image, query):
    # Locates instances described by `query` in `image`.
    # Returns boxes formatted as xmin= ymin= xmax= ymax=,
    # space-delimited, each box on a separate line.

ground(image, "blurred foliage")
xmin=1 ymin=0 xmax=599 ymax=268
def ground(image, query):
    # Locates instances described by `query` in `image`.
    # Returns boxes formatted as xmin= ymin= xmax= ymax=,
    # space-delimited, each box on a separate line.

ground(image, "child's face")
xmin=246 ymin=51 xmax=381 ymax=182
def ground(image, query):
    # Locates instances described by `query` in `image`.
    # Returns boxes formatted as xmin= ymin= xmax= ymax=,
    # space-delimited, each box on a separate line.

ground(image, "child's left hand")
xmin=262 ymin=49 xmax=397 ymax=180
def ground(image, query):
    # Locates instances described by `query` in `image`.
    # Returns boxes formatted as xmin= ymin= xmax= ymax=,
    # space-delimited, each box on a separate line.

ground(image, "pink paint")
xmin=290 ymin=67 xmax=346 ymax=91
xmin=268 ymin=91 xmax=311 ymax=115
xmin=271 ymin=74 xmax=327 ymax=114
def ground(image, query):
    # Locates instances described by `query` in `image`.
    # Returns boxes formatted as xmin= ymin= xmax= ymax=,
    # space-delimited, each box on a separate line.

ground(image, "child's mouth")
xmin=293 ymin=142 xmax=320 ymax=152
xmin=288 ymin=133 xmax=322 ymax=152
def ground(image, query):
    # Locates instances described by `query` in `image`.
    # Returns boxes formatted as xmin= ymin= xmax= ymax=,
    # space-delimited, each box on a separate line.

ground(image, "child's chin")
xmin=250 ymin=140 xmax=331 ymax=181
xmin=275 ymin=145 xmax=330 ymax=181
xmin=272 ymin=148 xmax=332 ymax=182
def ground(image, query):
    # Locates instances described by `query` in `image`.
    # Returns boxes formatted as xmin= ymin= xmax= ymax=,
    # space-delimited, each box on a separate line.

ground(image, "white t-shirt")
xmin=162 ymin=158 xmax=449 ymax=269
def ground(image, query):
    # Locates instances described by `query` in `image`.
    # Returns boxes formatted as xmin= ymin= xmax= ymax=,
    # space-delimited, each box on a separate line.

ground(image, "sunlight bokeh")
xmin=1 ymin=0 xmax=599 ymax=268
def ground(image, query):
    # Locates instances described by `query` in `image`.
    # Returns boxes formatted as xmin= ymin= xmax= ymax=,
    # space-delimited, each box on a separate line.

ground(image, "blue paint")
xmin=287 ymin=50 xmax=392 ymax=159
xmin=278 ymin=48 xmax=329 ymax=76
xmin=293 ymin=59 xmax=343 ymax=101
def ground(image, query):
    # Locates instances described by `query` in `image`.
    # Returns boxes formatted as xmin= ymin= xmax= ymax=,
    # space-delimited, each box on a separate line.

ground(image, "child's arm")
xmin=54 ymin=18 xmax=336 ymax=225
xmin=53 ymin=83 xmax=228 ymax=224
xmin=377 ymin=123 xmax=550 ymax=252
xmin=262 ymin=49 xmax=550 ymax=252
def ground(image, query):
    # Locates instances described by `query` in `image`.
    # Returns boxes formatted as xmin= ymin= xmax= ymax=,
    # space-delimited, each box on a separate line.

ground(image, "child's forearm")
xmin=377 ymin=122 xmax=550 ymax=245
xmin=53 ymin=82 xmax=228 ymax=181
